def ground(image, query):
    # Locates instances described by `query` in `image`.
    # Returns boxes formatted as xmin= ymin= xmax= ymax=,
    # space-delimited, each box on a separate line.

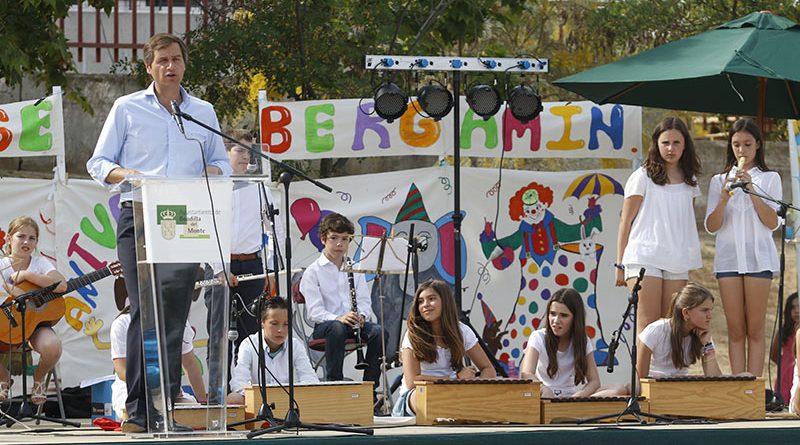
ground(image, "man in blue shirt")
xmin=87 ymin=33 xmax=230 ymax=433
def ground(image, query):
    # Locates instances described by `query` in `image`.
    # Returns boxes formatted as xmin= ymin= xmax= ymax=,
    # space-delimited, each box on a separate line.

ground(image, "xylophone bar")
xmin=545 ymin=395 xmax=642 ymax=403
xmin=653 ymin=375 xmax=757 ymax=382
xmin=427 ymin=378 xmax=535 ymax=385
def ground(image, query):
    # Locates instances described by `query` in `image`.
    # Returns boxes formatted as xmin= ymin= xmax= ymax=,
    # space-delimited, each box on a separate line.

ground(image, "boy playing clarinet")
xmin=299 ymin=213 xmax=384 ymax=390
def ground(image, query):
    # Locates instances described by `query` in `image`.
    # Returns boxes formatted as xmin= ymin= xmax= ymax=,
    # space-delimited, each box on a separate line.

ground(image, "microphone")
xmin=725 ymin=181 xmax=749 ymax=192
xmin=246 ymin=144 xmax=259 ymax=173
xmin=170 ymin=100 xmax=185 ymax=134
xmin=606 ymin=338 xmax=618 ymax=373
xmin=248 ymin=292 xmax=269 ymax=316
xmin=228 ymin=299 xmax=239 ymax=342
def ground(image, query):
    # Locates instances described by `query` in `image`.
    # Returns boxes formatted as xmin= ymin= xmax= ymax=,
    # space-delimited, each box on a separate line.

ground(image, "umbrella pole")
xmin=757 ymin=77 xmax=767 ymax=136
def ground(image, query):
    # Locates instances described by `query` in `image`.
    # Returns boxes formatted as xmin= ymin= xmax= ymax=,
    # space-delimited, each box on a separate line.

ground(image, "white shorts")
xmin=624 ymin=264 xmax=688 ymax=281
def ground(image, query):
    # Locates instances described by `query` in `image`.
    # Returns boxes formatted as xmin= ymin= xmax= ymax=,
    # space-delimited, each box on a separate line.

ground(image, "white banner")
xmin=288 ymin=166 xmax=633 ymax=383
xmin=3 ymin=165 xmax=633 ymax=388
xmin=0 ymin=94 xmax=64 ymax=158
xmin=140 ymin=178 xmax=233 ymax=263
xmin=259 ymin=96 xmax=642 ymax=161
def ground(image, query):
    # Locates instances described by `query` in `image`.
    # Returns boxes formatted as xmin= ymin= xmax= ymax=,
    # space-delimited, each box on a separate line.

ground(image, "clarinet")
xmin=346 ymin=257 xmax=369 ymax=370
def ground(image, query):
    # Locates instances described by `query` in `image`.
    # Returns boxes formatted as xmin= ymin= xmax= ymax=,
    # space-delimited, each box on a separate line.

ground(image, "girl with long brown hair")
xmin=392 ymin=279 xmax=495 ymax=416
xmin=705 ymin=118 xmax=781 ymax=377
xmin=519 ymin=288 xmax=601 ymax=397
xmin=637 ymin=283 xmax=722 ymax=379
xmin=616 ymin=117 xmax=703 ymax=336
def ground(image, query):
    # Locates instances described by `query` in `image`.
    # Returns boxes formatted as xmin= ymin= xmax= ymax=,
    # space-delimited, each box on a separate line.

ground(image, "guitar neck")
xmin=66 ymin=266 xmax=112 ymax=293
xmin=35 ymin=265 xmax=112 ymax=305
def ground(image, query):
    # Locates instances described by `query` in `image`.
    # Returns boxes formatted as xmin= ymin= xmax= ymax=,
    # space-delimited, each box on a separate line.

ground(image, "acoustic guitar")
xmin=0 ymin=261 xmax=123 ymax=350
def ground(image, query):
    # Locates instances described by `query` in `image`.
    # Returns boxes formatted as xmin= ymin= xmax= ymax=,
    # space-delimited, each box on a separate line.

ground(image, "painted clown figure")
xmin=481 ymin=181 xmax=602 ymax=268
xmin=478 ymin=180 xmax=606 ymax=370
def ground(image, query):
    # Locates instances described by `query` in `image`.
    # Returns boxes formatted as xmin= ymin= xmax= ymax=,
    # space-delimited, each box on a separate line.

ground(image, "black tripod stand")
xmin=740 ymin=187 xmax=799 ymax=410
xmin=578 ymin=267 xmax=673 ymax=424
xmin=228 ymin=183 xmax=285 ymax=429
xmin=0 ymin=283 xmax=79 ymax=428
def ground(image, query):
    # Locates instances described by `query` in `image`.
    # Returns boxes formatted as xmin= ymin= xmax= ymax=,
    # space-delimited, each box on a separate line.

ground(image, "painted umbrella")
xmin=563 ymin=173 xmax=624 ymax=200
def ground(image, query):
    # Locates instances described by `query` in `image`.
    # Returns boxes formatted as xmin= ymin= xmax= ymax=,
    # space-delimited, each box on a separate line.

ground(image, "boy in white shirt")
xmin=226 ymin=297 xmax=318 ymax=404
xmin=299 ymin=213 xmax=384 ymax=386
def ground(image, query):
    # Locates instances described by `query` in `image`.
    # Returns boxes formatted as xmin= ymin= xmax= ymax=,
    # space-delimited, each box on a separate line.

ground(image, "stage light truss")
xmin=364 ymin=55 xmax=549 ymax=73
xmin=364 ymin=53 xmax=549 ymax=328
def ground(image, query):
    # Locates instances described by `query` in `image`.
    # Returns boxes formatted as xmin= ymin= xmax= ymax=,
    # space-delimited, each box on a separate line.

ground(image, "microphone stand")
xmin=392 ymin=223 xmax=421 ymax=367
xmin=739 ymin=187 xmax=799 ymax=410
xmin=578 ymin=268 xmax=674 ymax=424
xmin=0 ymin=283 xmax=79 ymax=428
xmin=171 ymin=108 xmax=372 ymax=436
xmin=228 ymin=184 xmax=283 ymax=429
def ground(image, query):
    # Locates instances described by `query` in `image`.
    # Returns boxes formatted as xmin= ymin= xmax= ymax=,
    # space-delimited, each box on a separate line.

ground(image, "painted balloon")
xmin=291 ymin=198 xmax=321 ymax=240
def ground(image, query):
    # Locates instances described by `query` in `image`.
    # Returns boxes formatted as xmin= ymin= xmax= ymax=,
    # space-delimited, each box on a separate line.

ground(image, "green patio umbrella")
xmin=554 ymin=11 xmax=800 ymax=127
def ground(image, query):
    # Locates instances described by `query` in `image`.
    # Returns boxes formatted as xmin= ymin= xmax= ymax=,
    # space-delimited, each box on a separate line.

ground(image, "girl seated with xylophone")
xmin=392 ymin=279 xmax=496 ymax=417
xmin=519 ymin=288 xmax=601 ymax=398
xmin=603 ymin=283 xmax=723 ymax=398
xmin=638 ymin=283 xmax=722 ymax=380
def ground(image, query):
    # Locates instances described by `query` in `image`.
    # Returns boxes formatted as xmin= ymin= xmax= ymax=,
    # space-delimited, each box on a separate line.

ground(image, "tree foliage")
xmin=181 ymin=0 xmax=528 ymax=122
xmin=0 ymin=0 xmax=114 ymax=112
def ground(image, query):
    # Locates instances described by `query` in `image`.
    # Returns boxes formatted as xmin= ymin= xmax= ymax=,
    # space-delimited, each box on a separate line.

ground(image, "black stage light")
xmin=417 ymin=82 xmax=453 ymax=121
xmin=466 ymin=84 xmax=502 ymax=120
xmin=507 ymin=84 xmax=543 ymax=123
xmin=374 ymin=82 xmax=408 ymax=123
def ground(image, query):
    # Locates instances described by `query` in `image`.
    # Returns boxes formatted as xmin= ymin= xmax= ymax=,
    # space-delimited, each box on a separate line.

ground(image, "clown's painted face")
xmin=521 ymin=189 xmax=547 ymax=224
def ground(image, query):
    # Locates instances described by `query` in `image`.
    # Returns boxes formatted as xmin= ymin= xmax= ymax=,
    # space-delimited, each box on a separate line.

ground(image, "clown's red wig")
xmin=508 ymin=182 xmax=553 ymax=221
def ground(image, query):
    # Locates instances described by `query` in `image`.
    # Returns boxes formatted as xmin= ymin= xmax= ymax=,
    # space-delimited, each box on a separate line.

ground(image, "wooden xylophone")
xmin=244 ymin=381 xmax=374 ymax=426
xmin=171 ymin=404 xmax=247 ymax=431
xmin=413 ymin=378 xmax=540 ymax=425
xmin=640 ymin=375 xmax=765 ymax=420
xmin=541 ymin=396 xmax=649 ymax=424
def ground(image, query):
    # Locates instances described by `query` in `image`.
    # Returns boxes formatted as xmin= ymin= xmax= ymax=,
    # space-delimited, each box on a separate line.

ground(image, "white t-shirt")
xmin=638 ymin=318 xmax=703 ymax=377
xmin=621 ymin=167 xmax=702 ymax=273
xmin=0 ymin=256 xmax=56 ymax=285
xmin=705 ymin=167 xmax=781 ymax=273
xmin=399 ymin=322 xmax=478 ymax=392
xmin=110 ymin=312 xmax=195 ymax=418
xmin=527 ymin=328 xmax=595 ymax=396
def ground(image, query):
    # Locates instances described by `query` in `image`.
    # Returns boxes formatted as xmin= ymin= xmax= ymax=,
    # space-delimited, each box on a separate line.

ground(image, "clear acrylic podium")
xmin=127 ymin=176 xmax=233 ymax=436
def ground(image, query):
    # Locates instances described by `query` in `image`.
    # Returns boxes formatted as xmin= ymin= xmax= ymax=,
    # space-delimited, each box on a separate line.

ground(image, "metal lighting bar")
xmin=365 ymin=55 xmax=548 ymax=73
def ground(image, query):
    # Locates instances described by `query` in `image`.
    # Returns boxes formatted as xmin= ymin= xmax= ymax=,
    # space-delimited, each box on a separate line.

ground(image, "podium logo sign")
xmin=157 ymin=205 xmax=186 ymax=240
xmin=156 ymin=204 xmax=214 ymax=240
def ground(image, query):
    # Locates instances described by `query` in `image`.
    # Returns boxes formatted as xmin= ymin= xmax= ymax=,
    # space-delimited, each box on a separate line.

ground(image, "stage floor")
xmin=0 ymin=416 xmax=798 ymax=445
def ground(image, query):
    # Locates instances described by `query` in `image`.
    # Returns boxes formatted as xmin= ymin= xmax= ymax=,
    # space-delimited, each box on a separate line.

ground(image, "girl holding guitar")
xmin=0 ymin=216 xmax=67 ymax=405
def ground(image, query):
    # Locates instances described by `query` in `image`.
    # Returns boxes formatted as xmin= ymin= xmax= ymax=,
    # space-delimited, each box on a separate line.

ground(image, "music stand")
xmin=0 ymin=283 xmax=80 ymax=428
xmin=347 ymin=234 xmax=408 ymax=415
